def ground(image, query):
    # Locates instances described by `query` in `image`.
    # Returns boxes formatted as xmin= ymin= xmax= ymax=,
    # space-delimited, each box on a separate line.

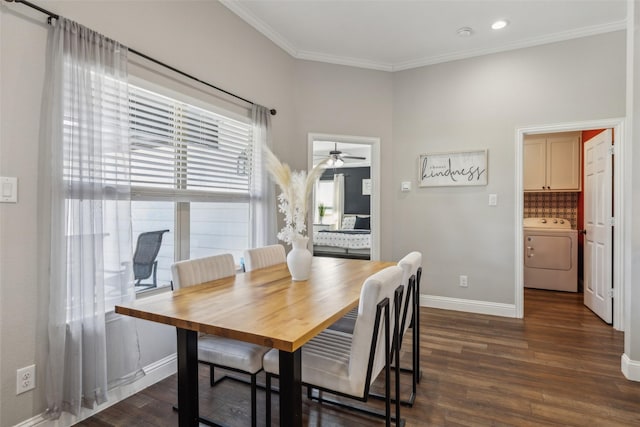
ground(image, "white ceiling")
xmin=221 ymin=0 xmax=627 ymax=72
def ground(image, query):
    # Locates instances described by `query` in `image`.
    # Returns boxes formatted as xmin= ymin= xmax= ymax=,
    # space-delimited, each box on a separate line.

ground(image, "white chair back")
xmin=397 ymin=251 xmax=422 ymax=336
xmin=262 ymin=264 xmax=403 ymax=423
xmin=349 ymin=265 xmax=403 ymax=393
xmin=243 ymin=244 xmax=286 ymax=272
xmin=171 ymin=253 xmax=236 ymax=289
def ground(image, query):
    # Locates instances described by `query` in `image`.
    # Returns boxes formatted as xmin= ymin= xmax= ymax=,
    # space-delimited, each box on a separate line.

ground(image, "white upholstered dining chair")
xmin=262 ymin=265 xmax=404 ymax=426
xmin=171 ymin=253 xmax=269 ymax=427
xmin=243 ymin=244 xmax=286 ymax=271
xmin=327 ymin=251 xmax=423 ymax=406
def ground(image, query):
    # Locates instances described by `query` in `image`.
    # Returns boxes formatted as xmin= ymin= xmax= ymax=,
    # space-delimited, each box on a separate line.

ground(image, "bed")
xmin=312 ymin=215 xmax=371 ymax=259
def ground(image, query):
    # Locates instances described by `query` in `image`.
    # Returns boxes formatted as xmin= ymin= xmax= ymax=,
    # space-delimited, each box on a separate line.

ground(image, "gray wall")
xmin=292 ymin=60 xmax=394 ymax=258
xmin=1 ymin=6 xmax=50 ymax=425
xmin=0 ymin=1 xmax=636 ymax=426
xmin=391 ymin=32 xmax=626 ymax=304
xmin=0 ymin=2 xmax=296 ymax=426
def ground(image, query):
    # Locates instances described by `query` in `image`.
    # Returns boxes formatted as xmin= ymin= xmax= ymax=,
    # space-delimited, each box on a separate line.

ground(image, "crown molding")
xmin=220 ymin=1 xmax=627 ymax=73
xmin=393 ymin=19 xmax=627 ymax=71
xmin=219 ymin=0 xmax=299 ymax=57
xmin=296 ymin=50 xmax=394 ymax=72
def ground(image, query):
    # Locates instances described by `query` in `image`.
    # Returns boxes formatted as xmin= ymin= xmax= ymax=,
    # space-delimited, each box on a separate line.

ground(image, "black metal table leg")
xmin=177 ymin=328 xmax=199 ymax=427
xmin=278 ymin=348 xmax=302 ymax=427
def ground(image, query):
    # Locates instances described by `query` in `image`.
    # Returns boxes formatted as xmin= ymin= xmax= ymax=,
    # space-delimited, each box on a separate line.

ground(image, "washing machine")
xmin=523 ymin=217 xmax=578 ymax=292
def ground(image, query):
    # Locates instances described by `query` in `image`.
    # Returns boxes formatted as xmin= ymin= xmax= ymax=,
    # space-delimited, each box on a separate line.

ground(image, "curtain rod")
xmin=5 ymin=0 xmax=277 ymax=116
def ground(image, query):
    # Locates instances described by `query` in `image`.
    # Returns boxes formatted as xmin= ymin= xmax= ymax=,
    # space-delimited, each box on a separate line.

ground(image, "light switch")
xmin=401 ymin=181 xmax=411 ymax=192
xmin=0 ymin=177 xmax=17 ymax=203
xmin=488 ymin=193 xmax=497 ymax=206
xmin=362 ymin=179 xmax=372 ymax=195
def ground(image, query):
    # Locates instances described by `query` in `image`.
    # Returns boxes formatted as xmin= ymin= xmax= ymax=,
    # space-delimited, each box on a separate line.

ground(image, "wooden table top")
xmin=115 ymin=257 xmax=395 ymax=352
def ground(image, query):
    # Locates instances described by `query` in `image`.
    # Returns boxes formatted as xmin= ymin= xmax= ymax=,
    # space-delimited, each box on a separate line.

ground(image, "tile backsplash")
xmin=524 ymin=192 xmax=578 ymax=229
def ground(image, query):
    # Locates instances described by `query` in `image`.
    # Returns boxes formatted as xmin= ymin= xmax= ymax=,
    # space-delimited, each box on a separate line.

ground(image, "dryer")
xmin=523 ymin=217 xmax=578 ymax=292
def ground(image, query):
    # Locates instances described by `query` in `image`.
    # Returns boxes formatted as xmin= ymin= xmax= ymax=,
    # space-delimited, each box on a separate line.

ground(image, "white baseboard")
xmin=14 ymin=354 xmax=177 ymax=427
xmin=12 ymin=414 xmax=48 ymax=427
xmin=621 ymin=354 xmax=640 ymax=382
xmin=420 ymin=294 xmax=517 ymax=318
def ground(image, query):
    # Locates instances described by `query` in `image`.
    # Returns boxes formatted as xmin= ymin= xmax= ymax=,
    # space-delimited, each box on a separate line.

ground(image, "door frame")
xmin=515 ymin=118 xmax=626 ymax=330
xmin=308 ymin=133 xmax=381 ymax=260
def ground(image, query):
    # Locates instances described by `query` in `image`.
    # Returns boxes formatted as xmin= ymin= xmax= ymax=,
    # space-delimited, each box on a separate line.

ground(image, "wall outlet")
xmin=16 ymin=365 xmax=36 ymax=394
xmin=459 ymin=275 xmax=468 ymax=287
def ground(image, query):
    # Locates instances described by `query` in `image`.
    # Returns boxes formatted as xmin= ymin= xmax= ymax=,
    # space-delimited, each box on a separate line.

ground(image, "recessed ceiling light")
xmin=491 ymin=20 xmax=509 ymax=30
xmin=457 ymin=27 xmax=473 ymax=37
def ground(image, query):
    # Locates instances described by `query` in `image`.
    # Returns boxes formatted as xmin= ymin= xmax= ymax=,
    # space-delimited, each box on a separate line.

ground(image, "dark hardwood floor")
xmin=77 ymin=289 xmax=640 ymax=426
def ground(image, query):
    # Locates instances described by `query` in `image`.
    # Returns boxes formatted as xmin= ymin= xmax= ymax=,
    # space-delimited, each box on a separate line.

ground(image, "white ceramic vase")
xmin=287 ymin=235 xmax=312 ymax=281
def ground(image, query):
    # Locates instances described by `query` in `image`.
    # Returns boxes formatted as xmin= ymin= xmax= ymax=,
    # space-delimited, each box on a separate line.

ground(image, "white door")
xmin=583 ymin=129 xmax=613 ymax=323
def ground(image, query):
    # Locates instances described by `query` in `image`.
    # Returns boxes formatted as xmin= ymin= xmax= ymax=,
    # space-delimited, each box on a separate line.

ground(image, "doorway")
xmin=515 ymin=119 xmax=626 ymax=330
xmin=307 ymin=133 xmax=380 ymax=260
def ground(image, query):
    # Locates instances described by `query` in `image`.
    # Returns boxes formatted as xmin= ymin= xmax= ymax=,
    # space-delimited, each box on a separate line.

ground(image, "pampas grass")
xmin=263 ymin=145 xmax=327 ymax=244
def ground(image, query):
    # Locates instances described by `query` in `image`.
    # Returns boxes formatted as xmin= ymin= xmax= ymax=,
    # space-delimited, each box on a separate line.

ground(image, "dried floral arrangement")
xmin=263 ymin=145 xmax=327 ymax=244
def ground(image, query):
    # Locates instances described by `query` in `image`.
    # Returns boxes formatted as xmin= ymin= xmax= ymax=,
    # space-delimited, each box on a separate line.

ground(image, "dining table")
xmin=115 ymin=256 xmax=395 ymax=427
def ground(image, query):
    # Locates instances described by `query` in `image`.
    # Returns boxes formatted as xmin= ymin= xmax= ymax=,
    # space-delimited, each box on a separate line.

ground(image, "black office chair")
xmin=133 ymin=229 xmax=169 ymax=289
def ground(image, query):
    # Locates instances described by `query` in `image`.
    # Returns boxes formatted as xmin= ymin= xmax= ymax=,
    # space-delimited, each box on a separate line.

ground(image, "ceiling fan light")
xmin=335 ymin=158 xmax=344 ymax=167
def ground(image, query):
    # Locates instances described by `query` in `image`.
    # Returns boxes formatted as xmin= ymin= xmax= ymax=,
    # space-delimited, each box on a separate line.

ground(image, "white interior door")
xmin=583 ymin=129 xmax=613 ymax=323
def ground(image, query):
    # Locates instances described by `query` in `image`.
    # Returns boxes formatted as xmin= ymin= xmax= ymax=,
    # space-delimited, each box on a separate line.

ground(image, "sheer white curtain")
xmin=250 ymin=105 xmax=277 ymax=246
xmin=39 ymin=17 xmax=142 ymax=418
xmin=333 ymin=173 xmax=345 ymax=229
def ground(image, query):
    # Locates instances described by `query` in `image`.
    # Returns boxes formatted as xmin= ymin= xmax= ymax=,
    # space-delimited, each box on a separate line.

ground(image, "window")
xmin=315 ymin=180 xmax=335 ymax=224
xmin=62 ymin=77 xmax=253 ymax=295
xmin=129 ymin=84 xmax=253 ymax=291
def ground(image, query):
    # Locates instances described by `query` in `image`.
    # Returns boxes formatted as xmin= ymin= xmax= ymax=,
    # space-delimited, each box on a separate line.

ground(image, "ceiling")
xmin=221 ymin=0 xmax=627 ymax=72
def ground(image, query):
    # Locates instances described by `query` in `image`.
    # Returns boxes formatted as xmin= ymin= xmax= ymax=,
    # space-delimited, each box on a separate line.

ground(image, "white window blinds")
xmin=129 ymin=85 xmax=253 ymax=200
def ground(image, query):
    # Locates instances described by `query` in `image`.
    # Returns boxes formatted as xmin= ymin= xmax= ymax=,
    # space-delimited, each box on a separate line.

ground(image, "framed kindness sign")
xmin=418 ymin=149 xmax=488 ymax=187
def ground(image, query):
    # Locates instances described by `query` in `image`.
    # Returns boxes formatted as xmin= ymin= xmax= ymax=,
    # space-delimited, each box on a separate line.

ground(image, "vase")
xmin=287 ymin=235 xmax=312 ymax=281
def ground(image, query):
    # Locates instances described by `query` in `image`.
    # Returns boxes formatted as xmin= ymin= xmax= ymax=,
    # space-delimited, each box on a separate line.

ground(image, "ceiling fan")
xmin=317 ymin=143 xmax=366 ymax=167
